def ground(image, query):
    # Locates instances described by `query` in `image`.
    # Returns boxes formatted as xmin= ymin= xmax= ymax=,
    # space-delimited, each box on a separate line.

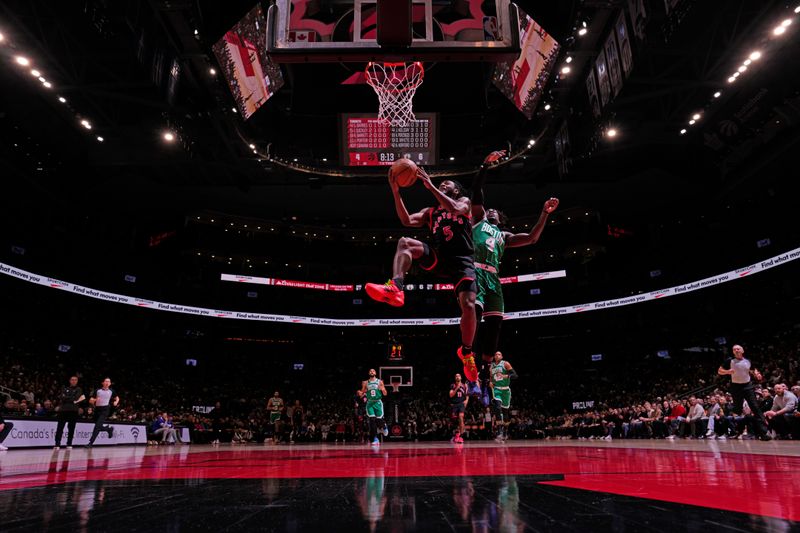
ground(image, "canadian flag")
xmin=288 ymin=31 xmax=317 ymax=43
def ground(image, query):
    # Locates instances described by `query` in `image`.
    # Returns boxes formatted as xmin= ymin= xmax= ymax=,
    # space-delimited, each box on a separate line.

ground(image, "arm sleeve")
xmin=508 ymin=367 xmax=518 ymax=379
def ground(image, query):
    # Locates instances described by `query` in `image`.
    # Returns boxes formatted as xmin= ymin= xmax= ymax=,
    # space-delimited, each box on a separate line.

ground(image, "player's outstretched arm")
xmin=417 ymin=168 xmax=470 ymax=216
xmin=390 ymin=174 xmax=428 ymax=227
xmin=506 ymin=198 xmax=559 ymax=248
xmin=470 ymin=150 xmax=506 ymax=221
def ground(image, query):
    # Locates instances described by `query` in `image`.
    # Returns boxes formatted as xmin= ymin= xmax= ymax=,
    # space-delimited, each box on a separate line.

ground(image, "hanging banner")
xmin=595 ymin=51 xmax=611 ymax=108
xmin=604 ymin=31 xmax=623 ymax=97
xmin=586 ymin=69 xmax=601 ymax=118
xmin=615 ymin=11 xmax=634 ymax=78
xmin=627 ymin=0 xmax=647 ymax=40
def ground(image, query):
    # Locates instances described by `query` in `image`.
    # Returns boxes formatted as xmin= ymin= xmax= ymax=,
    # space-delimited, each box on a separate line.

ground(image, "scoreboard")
xmin=340 ymin=113 xmax=438 ymax=166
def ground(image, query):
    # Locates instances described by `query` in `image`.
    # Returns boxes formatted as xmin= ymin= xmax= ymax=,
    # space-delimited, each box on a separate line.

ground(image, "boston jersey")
xmin=473 ymin=220 xmax=505 ymax=269
xmin=428 ymin=205 xmax=473 ymax=257
xmin=491 ymin=362 xmax=510 ymax=388
xmin=366 ymin=378 xmax=383 ymax=402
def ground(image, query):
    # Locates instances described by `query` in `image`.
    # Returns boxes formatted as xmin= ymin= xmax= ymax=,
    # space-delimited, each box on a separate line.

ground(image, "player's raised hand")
xmin=416 ymin=167 xmax=433 ymax=189
xmin=543 ymin=197 xmax=559 ymax=213
xmin=483 ymin=150 xmax=507 ymax=166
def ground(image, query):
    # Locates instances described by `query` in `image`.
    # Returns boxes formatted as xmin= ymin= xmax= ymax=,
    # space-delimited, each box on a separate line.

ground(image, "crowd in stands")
xmin=1 ymin=329 xmax=798 ymax=445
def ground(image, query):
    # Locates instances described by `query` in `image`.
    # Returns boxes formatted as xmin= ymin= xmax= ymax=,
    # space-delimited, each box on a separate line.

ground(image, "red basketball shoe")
xmin=458 ymin=347 xmax=479 ymax=382
xmin=365 ymin=280 xmax=405 ymax=307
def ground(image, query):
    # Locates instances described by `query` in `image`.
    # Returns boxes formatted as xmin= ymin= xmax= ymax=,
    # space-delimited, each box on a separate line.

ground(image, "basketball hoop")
xmin=365 ymin=62 xmax=424 ymax=127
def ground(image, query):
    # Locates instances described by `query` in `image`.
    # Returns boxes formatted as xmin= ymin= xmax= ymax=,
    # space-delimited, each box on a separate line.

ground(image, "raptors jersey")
xmin=428 ymin=206 xmax=473 ymax=257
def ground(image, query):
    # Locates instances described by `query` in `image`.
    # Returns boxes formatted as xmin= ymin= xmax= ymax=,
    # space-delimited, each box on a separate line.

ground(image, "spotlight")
xmin=738 ymin=65 xmax=747 ymax=73
xmin=743 ymin=59 xmax=751 ymax=66
xmin=713 ymin=91 xmax=721 ymax=98
xmin=38 ymin=76 xmax=46 ymax=83
xmin=680 ymin=129 xmax=687 ymax=135
xmin=231 ymin=107 xmax=237 ymax=113
xmin=249 ymin=144 xmax=255 ymax=149
xmin=727 ymin=76 xmax=736 ymax=83
xmin=163 ymin=131 xmax=175 ymax=142
xmin=209 ymin=68 xmax=216 ymax=75
xmin=774 ymin=25 xmax=786 ymax=36
xmin=30 ymin=69 xmax=41 ymax=77
xmin=80 ymin=119 xmax=92 ymax=130
xmin=795 ymin=5 xmax=800 ymax=13
xmin=42 ymin=81 xmax=52 ymax=88
xmin=96 ymin=136 xmax=104 ymax=142
xmin=561 ymin=66 xmax=571 ymax=74
xmin=606 ymin=128 xmax=617 ymax=138
xmin=528 ymin=139 xmax=536 ymax=146
xmin=565 ymin=56 xmax=573 ymax=63
xmin=733 ymin=72 xmax=740 ymax=78
xmin=781 ymin=18 xmax=792 ymax=27
xmin=749 ymin=51 xmax=761 ymax=60
xmin=322 ymin=158 xmax=327 ymax=162
xmin=15 ymin=56 xmax=30 ymax=66
xmin=689 ymin=119 xmax=696 ymax=125
xmin=58 ymin=96 xmax=67 ymax=103
xmin=544 ymin=103 xmax=551 ymax=111
xmin=293 ymin=158 xmax=298 ymax=162
xmin=0 ymin=32 xmax=4 ymax=42
xmin=578 ymin=28 xmax=588 ymax=36
xmin=449 ymin=156 xmax=455 ymax=161
xmin=692 ymin=113 xmax=701 ymax=120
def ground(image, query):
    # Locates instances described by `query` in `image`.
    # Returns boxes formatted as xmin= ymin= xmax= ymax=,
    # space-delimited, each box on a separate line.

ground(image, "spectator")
xmin=765 ymin=384 xmax=797 ymax=439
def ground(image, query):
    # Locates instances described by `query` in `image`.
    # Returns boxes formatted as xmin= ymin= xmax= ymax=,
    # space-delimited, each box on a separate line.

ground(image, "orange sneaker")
xmin=365 ymin=280 xmax=405 ymax=307
xmin=458 ymin=347 xmax=479 ymax=382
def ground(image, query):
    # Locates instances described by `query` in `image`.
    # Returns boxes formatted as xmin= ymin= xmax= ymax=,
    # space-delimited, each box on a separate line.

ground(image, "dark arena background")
xmin=1 ymin=1 xmax=800 ymax=531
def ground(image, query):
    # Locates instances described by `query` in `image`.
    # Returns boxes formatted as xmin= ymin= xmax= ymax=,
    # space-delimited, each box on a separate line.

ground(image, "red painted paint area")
xmin=1 ymin=445 xmax=798 ymax=521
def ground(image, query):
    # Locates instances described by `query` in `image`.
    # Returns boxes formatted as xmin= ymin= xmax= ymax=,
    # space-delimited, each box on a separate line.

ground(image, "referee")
xmin=87 ymin=377 xmax=120 ymax=447
xmin=54 ymin=375 xmax=85 ymax=449
xmin=717 ymin=345 xmax=772 ymax=441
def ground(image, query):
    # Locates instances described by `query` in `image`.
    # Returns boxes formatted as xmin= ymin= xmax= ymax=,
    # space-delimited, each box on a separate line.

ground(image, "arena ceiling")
xmin=1 ymin=0 xmax=798 ymax=225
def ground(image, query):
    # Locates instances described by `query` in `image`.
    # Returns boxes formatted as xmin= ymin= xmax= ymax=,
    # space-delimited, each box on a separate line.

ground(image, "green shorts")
xmin=270 ymin=412 xmax=281 ymax=424
xmin=492 ymin=387 xmax=511 ymax=409
xmin=476 ymin=268 xmax=504 ymax=316
xmin=366 ymin=400 xmax=384 ymax=418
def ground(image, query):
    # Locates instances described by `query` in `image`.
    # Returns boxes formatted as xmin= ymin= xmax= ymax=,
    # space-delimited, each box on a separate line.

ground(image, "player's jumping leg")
xmin=456 ymin=289 xmax=479 ymax=382
xmin=365 ymin=238 xmax=426 ymax=307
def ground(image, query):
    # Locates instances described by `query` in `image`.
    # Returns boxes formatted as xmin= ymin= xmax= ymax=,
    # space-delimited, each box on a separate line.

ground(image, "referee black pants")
xmin=729 ymin=382 xmax=768 ymax=436
xmin=89 ymin=406 xmax=112 ymax=444
xmin=55 ymin=411 xmax=79 ymax=446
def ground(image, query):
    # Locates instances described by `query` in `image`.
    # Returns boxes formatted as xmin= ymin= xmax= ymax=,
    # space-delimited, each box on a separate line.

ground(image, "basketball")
xmin=390 ymin=158 xmax=418 ymax=187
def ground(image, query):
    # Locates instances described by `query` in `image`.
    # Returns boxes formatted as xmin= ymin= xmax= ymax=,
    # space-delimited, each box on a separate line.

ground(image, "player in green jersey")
xmin=489 ymin=351 xmax=517 ymax=441
xmin=361 ymin=369 xmax=389 ymax=445
xmin=267 ymin=391 xmax=284 ymax=444
xmin=469 ymin=151 xmax=559 ymax=403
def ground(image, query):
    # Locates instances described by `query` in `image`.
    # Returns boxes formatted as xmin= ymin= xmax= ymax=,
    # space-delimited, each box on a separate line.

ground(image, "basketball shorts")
xmin=492 ymin=387 xmax=511 ymax=409
xmin=475 ymin=268 xmax=504 ymax=316
xmin=419 ymin=243 xmax=476 ymax=294
xmin=366 ymin=400 xmax=384 ymax=418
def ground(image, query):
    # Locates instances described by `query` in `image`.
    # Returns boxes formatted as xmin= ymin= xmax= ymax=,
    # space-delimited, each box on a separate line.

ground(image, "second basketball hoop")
xmin=365 ymin=62 xmax=424 ymax=127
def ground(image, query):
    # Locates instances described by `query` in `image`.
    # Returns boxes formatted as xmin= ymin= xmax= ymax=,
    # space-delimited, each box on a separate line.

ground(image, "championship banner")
xmin=627 ymin=0 xmax=647 ymax=40
xmin=554 ymin=121 xmax=571 ymax=178
xmin=2 ymin=248 xmax=799 ymax=326
xmin=595 ymin=51 xmax=611 ymax=108
xmin=604 ymin=31 xmax=623 ymax=97
xmin=586 ymin=69 xmax=601 ymax=118
xmin=615 ymin=11 xmax=633 ymax=78
xmin=2 ymin=419 xmax=149 ymax=448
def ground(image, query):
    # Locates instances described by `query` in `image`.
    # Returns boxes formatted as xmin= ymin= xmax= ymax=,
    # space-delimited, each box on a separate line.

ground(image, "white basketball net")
xmin=365 ymin=62 xmax=425 ymax=127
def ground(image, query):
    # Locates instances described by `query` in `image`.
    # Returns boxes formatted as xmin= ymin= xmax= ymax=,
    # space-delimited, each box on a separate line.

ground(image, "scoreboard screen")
xmin=340 ymin=113 xmax=438 ymax=166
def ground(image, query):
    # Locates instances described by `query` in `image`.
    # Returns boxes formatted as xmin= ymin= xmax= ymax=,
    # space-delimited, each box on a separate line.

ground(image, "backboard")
xmin=266 ymin=0 xmax=520 ymax=62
